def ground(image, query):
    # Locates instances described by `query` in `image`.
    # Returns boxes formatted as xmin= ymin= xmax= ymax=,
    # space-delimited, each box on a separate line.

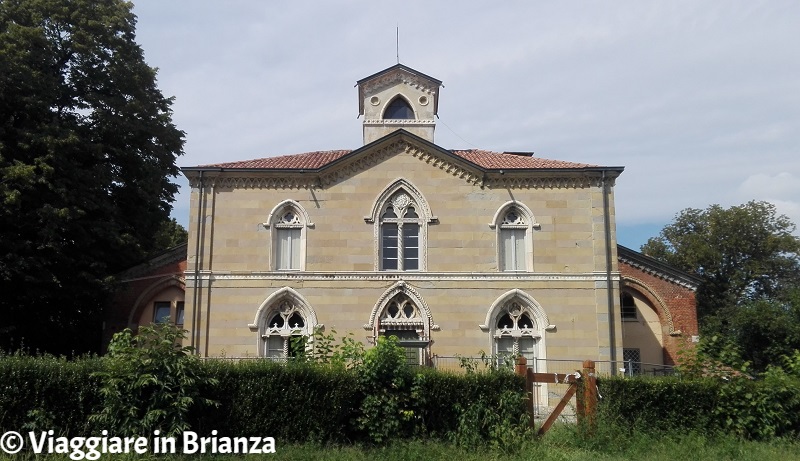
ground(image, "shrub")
xmin=90 ymin=323 xmax=218 ymax=437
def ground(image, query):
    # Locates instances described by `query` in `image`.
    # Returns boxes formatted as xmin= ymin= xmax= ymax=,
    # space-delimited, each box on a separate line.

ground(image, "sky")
xmin=131 ymin=1 xmax=800 ymax=250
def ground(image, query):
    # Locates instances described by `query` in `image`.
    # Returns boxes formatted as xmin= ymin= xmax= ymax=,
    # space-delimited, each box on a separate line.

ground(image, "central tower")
xmin=356 ymin=64 xmax=442 ymax=145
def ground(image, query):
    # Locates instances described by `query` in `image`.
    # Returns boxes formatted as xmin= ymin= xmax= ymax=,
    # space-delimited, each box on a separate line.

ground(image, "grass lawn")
xmin=6 ymin=425 xmax=795 ymax=461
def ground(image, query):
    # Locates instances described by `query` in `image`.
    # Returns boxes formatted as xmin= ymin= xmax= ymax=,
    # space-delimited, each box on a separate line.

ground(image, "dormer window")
xmin=384 ymin=97 xmax=415 ymax=120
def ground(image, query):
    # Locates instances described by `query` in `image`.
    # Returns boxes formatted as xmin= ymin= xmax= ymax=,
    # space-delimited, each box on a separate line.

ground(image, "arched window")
xmin=366 ymin=281 xmax=438 ymax=366
xmin=265 ymin=200 xmax=312 ymax=271
xmin=378 ymin=293 xmax=426 ymax=365
xmin=383 ymin=96 xmax=415 ymax=119
xmin=494 ymin=301 xmax=540 ymax=364
xmin=491 ymin=202 xmax=538 ymax=272
xmin=249 ymin=287 xmax=318 ymax=360
xmin=380 ymin=192 xmax=422 ymax=271
xmin=262 ymin=301 xmax=309 ymax=361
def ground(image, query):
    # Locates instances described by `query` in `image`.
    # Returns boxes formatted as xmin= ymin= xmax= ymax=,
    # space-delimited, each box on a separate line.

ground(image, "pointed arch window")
xmin=378 ymin=293 xmax=426 ymax=365
xmin=384 ymin=96 xmax=415 ymax=120
xmin=491 ymin=202 xmax=538 ymax=272
xmin=493 ymin=301 xmax=541 ymax=364
xmin=265 ymin=200 xmax=312 ymax=271
xmin=380 ymin=192 xmax=422 ymax=271
xmin=262 ymin=301 xmax=310 ymax=361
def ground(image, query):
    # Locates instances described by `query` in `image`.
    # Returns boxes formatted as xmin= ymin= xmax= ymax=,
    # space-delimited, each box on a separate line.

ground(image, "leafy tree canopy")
xmin=0 ymin=0 xmax=185 ymax=353
xmin=641 ymin=201 xmax=800 ymax=320
xmin=643 ymin=201 xmax=800 ymax=371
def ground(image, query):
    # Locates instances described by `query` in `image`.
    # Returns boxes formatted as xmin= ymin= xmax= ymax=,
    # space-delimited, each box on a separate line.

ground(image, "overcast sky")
xmin=132 ymin=1 xmax=799 ymax=250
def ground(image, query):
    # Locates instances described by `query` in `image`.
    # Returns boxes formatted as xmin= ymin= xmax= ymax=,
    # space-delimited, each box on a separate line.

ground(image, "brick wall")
xmin=619 ymin=260 xmax=698 ymax=365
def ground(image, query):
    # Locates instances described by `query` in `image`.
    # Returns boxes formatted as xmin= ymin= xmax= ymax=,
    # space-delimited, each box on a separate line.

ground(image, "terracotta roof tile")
xmin=450 ymin=149 xmax=596 ymax=169
xmin=202 ymin=150 xmax=352 ymax=169
xmin=198 ymin=148 xmax=596 ymax=170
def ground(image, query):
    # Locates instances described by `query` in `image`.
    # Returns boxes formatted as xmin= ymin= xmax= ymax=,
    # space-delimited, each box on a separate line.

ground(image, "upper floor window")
xmin=367 ymin=179 xmax=435 ymax=271
xmin=491 ymin=202 xmax=539 ymax=272
xmin=384 ymin=96 xmax=415 ymax=120
xmin=265 ymin=200 xmax=313 ymax=271
xmin=380 ymin=193 xmax=422 ymax=271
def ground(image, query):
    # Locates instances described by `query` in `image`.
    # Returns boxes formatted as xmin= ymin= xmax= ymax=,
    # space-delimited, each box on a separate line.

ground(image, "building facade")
xmin=108 ymin=64 xmax=699 ymax=386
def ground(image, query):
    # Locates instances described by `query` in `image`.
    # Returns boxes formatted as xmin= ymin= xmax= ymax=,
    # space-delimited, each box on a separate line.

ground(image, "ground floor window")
xmin=623 ymin=348 xmax=642 ymax=376
xmin=262 ymin=301 xmax=309 ymax=361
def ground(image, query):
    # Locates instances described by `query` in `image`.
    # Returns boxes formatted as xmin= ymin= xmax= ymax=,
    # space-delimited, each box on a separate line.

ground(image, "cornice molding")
xmin=183 ymin=138 xmax=611 ymax=191
xmin=184 ymin=270 xmax=621 ymax=283
xmin=618 ymin=245 xmax=700 ymax=290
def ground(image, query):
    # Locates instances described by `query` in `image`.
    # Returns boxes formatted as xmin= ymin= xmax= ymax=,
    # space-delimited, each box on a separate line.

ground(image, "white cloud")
xmin=143 ymin=1 xmax=800 ymax=243
xmin=738 ymin=173 xmax=800 ymax=232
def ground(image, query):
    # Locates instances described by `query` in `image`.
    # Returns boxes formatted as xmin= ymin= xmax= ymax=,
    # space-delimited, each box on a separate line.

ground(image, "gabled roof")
xmin=356 ymin=64 xmax=443 ymax=116
xmin=187 ymin=130 xmax=610 ymax=173
xmin=199 ymin=149 xmax=596 ymax=171
xmin=618 ymin=245 xmax=702 ymax=290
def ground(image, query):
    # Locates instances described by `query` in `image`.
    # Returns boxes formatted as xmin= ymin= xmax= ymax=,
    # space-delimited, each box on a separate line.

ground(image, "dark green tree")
xmin=643 ymin=201 xmax=800 ymax=371
xmin=0 ymin=0 xmax=184 ymax=353
xmin=642 ymin=201 xmax=800 ymax=321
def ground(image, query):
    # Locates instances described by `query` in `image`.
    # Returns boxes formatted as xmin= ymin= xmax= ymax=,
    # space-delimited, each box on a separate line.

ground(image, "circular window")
xmin=370 ymin=96 xmax=380 ymax=106
xmin=418 ymin=95 xmax=429 ymax=106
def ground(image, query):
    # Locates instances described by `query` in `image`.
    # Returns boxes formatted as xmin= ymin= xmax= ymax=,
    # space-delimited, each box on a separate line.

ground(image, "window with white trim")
xmin=262 ymin=301 xmax=309 ymax=361
xmin=380 ymin=192 xmax=422 ymax=271
xmin=499 ymin=208 xmax=528 ymax=271
xmin=379 ymin=294 xmax=426 ymax=365
xmin=493 ymin=301 xmax=539 ymax=365
xmin=269 ymin=203 xmax=307 ymax=271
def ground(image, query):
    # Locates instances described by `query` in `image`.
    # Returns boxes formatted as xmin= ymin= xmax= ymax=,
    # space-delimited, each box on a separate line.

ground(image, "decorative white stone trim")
xmin=488 ymin=201 xmax=540 ymax=230
xmin=360 ymin=69 xmax=439 ymax=100
xmin=365 ymin=178 xmax=436 ymax=224
xmin=249 ymin=287 xmax=319 ymax=358
xmin=366 ymin=178 xmax=435 ymax=271
xmin=480 ymin=289 xmax=553 ymax=332
xmin=364 ymin=281 xmax=439 ymax=342
xmin=482 ymin=289 xmax=550 ymax=404
xmin=363 ymin=119 xmax=436 ymax=125
xmin=186 ymin=270 xmax=621 ymax=283
xmin=262 ymin=199 xmax=315 ymax=229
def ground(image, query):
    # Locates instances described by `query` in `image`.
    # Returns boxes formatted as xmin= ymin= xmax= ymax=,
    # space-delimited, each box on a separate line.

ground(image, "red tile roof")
xmin=204 ymin=150 xmax=351 ymax=169
xmin=452 ymin=150 xmax=596 ymax=169
xmin=200 ymin=149 xmax=596 ymax=171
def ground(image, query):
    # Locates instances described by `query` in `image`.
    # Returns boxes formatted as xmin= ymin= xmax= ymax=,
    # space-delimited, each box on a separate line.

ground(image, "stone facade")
xmin=106 ymin=64 xmax=699 ymax=385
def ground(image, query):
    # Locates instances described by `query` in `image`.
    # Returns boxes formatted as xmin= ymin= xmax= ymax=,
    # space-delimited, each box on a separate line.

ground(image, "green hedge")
xmin=0 ymin=354 xmax=102 ymax=435
xmin=598 ymin=373 xmax=800 ymax=439
xmin=411 ymin=368 xmax=525 ymax=438
xmin=192 ymin=360 xmax=363 ymax=443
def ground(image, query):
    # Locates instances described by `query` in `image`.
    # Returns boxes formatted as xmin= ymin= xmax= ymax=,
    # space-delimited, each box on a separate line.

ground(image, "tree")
xmin=643 ymin=201 xmax=800 ymax=371
xmin=0 ymin=0 xmax=184 ymax=354
xmin=642 ymin=201 xmax=800 ymax=321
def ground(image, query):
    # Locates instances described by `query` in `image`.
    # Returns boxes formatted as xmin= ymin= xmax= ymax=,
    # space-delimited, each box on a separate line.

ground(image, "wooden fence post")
xmin=577 ymin=359 xmax=597 ymax=434
xmin=515 ymin=356 xmax=535 ymax=426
